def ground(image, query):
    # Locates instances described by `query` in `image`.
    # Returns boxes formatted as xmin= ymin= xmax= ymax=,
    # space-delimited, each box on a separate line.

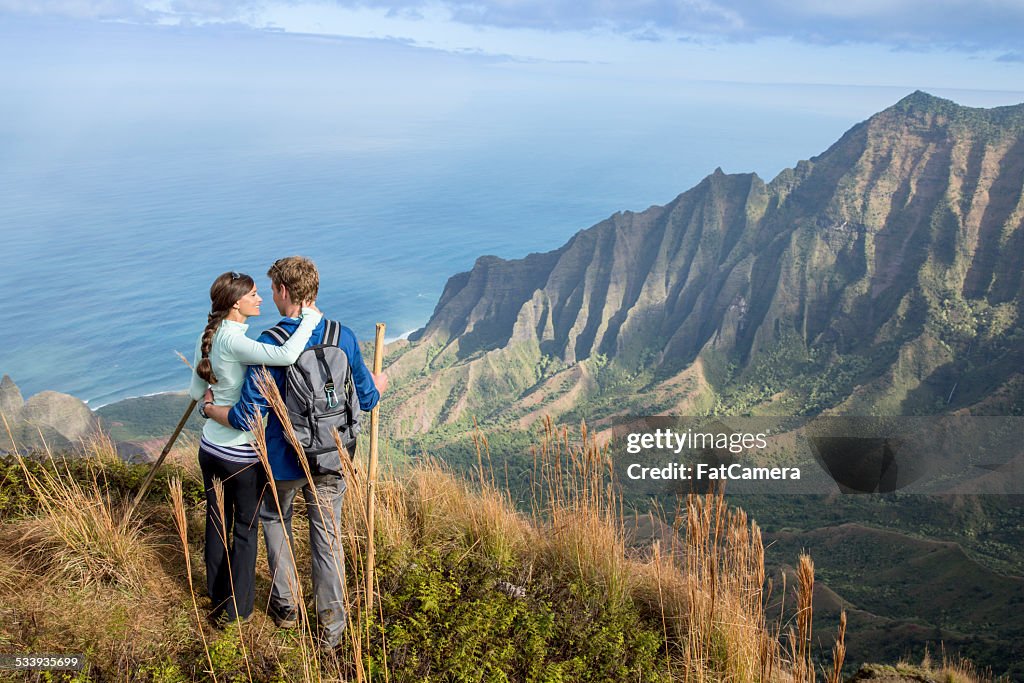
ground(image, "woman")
xmin=187 ymin=271 xmax=322 ymax=625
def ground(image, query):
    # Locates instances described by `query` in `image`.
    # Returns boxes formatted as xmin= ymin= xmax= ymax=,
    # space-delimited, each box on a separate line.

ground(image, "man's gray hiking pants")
xmin=260 ymin=473 xmax=347 ymax=647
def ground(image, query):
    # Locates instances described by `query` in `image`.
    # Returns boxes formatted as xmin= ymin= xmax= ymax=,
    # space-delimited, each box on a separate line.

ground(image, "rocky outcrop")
xmin=0 ymin=374 xmax=23 ymax=416
xmin=20 ymin=391 xmax=98 ymax=443
xmin=385 ymin=92 xmax=1024 ymax=431
xmin=0 ymin=377 xmax=98 ymax=451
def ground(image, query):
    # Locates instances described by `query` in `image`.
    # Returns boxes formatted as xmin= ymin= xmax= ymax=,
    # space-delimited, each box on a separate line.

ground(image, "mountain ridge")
xmin=384 ymin=91 xmax=1024 ymax=433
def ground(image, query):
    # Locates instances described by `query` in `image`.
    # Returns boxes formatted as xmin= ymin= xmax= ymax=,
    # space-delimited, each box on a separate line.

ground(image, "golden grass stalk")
xmin=335 ymin=430 xmax=369 ymax=683
xmin=169 ymin=476 xmax=218 ymax=682
xmin=252 ymin=367 xmax=346 ymax=563
xmin=253 ymin=369 xmax=318 ymax=495
xmin=1 ymin=412 xmax=20 ymax=458
xmin=923 ymin=647 xmax=1003 ymax=683
xmin=793 ymin=553 xmax=815 ymax=683
xmin=253 ymin=367 xmax=346 ymax=666
xmin=651 ymin=540 xmax=674 ymax=678
xmin=165 ymin=431 xmax=204 ymax=486
xmin=827 ymin=610 xmax=846 ymax=683
xmin=78 ymin=430 xmax=122 ymax=465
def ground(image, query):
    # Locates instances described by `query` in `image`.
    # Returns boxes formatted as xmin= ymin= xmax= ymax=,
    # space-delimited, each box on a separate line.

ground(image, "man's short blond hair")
xmin=267 ymin=256 xmax=319 ymax=304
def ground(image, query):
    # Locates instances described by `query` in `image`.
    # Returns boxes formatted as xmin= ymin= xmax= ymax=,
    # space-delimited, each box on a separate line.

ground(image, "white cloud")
xmin=2 ymin=0 xmax=1022 ymax=55
xmin=0 ymin=0 xmax=150 ymax=19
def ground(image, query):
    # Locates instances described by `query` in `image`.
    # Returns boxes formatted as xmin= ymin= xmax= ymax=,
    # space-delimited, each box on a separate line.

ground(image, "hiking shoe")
xmin=269 ymin=605 xmax=299 ymax=629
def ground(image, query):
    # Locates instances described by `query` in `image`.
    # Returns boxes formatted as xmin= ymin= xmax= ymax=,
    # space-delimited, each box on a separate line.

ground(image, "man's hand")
xmin=205 ymin=403 xmax=233 ymax=428
xmin=371 ymin=371 xmax=389 ymax=395
xmin=200 ymin=388 xmax=231 ymax=426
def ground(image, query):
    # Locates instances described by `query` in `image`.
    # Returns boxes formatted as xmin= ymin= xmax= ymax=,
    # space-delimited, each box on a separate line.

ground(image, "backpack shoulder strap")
xmin=323 ymin=320 xmax=342 ymax=347
xmin=263 ymin=325 xmax=290 ymax=346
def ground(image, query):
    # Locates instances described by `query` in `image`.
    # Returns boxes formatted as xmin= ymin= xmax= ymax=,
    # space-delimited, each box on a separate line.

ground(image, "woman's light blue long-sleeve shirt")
xmin=188 ymin=307 xmax=322 ymax=446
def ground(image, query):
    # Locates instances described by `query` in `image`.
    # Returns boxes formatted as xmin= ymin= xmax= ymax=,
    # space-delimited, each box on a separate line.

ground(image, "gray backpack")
xmin=265 ymin=320 xmax=361 ymax=476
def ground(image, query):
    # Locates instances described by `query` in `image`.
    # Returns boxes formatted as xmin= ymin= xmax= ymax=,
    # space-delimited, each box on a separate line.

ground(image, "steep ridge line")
xmin=384 ymin=91 xmax=1024 ymax=432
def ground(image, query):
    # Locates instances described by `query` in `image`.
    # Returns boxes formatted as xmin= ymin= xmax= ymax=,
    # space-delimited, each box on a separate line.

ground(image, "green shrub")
xmin=368 ymin=543 xmax=668 ymax=682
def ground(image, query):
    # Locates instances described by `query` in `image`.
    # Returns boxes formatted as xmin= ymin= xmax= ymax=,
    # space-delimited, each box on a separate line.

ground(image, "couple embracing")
xmin=186 ymin=256 xmax=387 ymax=649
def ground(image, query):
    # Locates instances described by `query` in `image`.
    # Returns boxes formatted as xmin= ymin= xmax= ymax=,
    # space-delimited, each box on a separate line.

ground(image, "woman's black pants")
xmin=198 ymin=445 xmax=265 ymax=621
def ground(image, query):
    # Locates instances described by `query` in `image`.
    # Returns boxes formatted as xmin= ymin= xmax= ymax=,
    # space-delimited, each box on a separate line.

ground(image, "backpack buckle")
xmin=325 ymin=382 xmax=339 ymax=409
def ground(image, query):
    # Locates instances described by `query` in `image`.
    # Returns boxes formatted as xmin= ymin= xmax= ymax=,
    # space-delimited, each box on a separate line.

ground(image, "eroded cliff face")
xmin=385 ymin=92 xmax=1024 ymax=433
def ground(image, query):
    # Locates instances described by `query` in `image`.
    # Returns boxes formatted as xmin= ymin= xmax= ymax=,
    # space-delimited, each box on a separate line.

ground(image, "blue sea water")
xmin=1 ymin=20 xmax=1019 ymax=408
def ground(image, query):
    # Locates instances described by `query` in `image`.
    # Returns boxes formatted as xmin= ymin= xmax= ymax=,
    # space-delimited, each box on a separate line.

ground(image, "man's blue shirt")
xmin=227 ymin=316 xmax=380 ymax=481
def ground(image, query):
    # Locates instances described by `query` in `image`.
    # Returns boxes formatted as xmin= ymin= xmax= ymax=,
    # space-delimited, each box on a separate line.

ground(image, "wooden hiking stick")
xmin=125 ymin=398 xmax=197 ymax=520
xmin=365 ymin=322 xmax=385 ymax=608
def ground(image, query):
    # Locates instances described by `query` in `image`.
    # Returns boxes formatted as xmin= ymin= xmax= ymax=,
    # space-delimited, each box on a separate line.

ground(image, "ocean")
xmin=1 ymin=21 xmax=1018 ymax=407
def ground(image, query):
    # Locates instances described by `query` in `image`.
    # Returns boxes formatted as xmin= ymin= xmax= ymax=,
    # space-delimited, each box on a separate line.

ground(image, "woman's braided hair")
xmin=196 ymin=271 xmax=255 ymax=384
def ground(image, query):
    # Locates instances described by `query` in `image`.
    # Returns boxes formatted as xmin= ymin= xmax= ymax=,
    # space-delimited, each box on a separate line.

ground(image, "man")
xmin=205 ymin=255 xmax=387 ymax=649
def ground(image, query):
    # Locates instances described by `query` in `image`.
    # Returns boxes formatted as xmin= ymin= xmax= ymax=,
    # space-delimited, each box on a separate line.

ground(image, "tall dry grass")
xmin=519 ymin=417 xmax=803 ymax=682
xmin=789 ymin=554 xmax=815 ymax=683
xmin=827 ymin=611 xmax=847 ymax=683
xmin=0 ymin=419 xmax=212 ymax=679
xmin=2 ymin=418 xmax=155 ymax=591
xmin=376 ymin=415 xmax=826 ymax=682
xmin=1 ymin=403 xmax=872 ymax=682
xmin=913 ymin=647 xmax=1006 ymax=683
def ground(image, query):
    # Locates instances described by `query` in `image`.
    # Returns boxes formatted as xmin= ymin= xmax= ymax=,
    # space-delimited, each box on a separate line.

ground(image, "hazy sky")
xmin=1 ymin=0 xmax=1022 ymax=95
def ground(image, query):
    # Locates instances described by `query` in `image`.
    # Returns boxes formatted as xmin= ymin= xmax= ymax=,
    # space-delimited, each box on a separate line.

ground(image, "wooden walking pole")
xmin=365 ymin=322 xmax=385 ymax=609
xmin=125 ymin=398 xmax=197 ymax=520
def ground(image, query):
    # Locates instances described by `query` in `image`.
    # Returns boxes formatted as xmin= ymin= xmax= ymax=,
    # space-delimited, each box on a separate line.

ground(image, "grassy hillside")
xmin=3 ymin=417 xmax=1010 ymax=682
xmin=0 ymin=418 xmax=853 ymax=683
